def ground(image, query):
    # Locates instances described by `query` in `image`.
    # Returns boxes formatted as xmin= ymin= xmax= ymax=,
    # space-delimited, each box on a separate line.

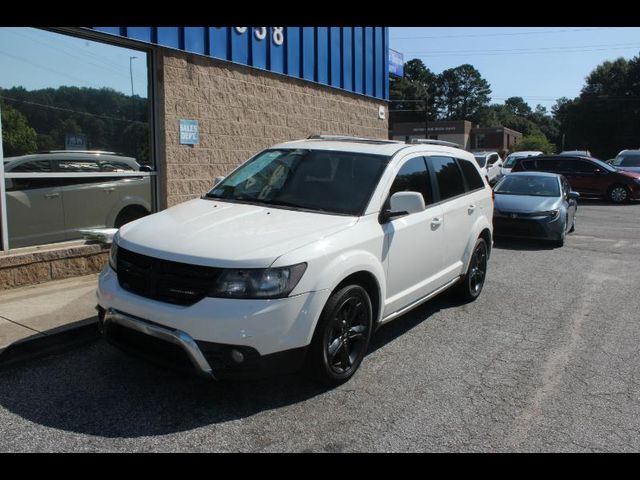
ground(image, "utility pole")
xmin=424 ymin=93 xmax=429 ymax=139
xmin=129 ymin=56 xmax=137 ymax=97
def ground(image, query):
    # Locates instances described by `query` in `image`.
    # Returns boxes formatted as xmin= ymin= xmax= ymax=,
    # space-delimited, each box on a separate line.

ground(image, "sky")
xmin=389 ymin=27 xmax=640 ymax=111
xmin=0 ymin=28 xmax=149 ymax=98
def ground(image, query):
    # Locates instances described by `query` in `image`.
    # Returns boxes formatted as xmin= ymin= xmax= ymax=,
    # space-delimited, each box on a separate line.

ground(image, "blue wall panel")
xmin=374 ymin=27 xmax=383 ymax=99
xmin=86 ymin=26 xmax=388 ymax=101
xmin=209 ymin=27 xmax=228 ymax=59
xmin=316 ymin=27 xmax=329 ymax=85
xmin=269 ymin=28 xmax=284 ymax=74
xmin=157 ymin=27 xmax=180 ymax=49
xmin=342 ymin=28 xmax=353 ymax=91
xmin=364 ymin=27 xmax=374 ymax=97
xmin=301 ymin=27 xmax=315 ymax=82
xmin=184 ymin=27 xmax=207 ymax=55
xmin=384 ymin=28 xmax=390 ymax=100
xmin=251 ymin=27 xmax=268 ymax=70
xmin=230 ymin=28 xmax=249 ymax=65
xmin=353 ymin=27 xmax=364 ymax=95
xmin=126 ymin=27 xmax=152 ymax=43
xmin=285 ymin=27 xmax=301 ymax=78
xmin=330 ymin=27 xmax=342 ymax=88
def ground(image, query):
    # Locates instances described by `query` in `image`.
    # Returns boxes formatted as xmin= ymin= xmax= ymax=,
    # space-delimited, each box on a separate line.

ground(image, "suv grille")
xmin=117 ymin=247 xmax=221 ymax=306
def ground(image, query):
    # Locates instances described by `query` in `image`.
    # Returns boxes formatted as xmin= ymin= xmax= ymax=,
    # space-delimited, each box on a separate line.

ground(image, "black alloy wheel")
xmin=608 ymin=185 xmax=630 ymax=204
xmin=455 ymin=238 xmax=488 ymax=302
xmin=308 ymin=285 xmax=373 ymax=387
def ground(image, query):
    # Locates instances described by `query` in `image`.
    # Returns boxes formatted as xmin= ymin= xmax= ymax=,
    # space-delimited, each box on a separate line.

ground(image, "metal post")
xmin=0 ymin=102 xmax=9 ymax=250
xmin=130 ymin=56 xmax=137 ymax=97
xmin=424 ymin=94 xmax=429 ymax=139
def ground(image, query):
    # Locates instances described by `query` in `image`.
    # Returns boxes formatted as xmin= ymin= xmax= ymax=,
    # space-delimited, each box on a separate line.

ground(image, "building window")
xmin=0 ymin=28 xmax=155 ymax=249
xmin=475 ymin=134 xmax=486 ymax=149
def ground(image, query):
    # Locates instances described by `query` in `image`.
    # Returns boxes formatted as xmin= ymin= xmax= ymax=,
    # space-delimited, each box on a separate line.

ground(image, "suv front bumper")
xmin=97 ymin=266 xmax=330 ymax=379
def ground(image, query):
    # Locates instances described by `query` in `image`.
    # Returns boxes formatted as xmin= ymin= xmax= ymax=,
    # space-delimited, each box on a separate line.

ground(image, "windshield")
xmin=205 ymin=149 xmax=391 ymax=216
xmin=474 ymin=156 xmax=487 ymax=168
xmin=612 ymin=154 xmax=640 ymax=167
xmin=494 ymin=175 xmax=560 ymax=197
xmin=504 ymin=153 xmax=535 ymax=168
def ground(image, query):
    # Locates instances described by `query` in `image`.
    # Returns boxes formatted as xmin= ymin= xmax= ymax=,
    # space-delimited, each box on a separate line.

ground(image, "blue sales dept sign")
xmin=180 ymin=119 xmax=199 ymax=145
xmin=389 ymin=49 xmax=404 ymax=78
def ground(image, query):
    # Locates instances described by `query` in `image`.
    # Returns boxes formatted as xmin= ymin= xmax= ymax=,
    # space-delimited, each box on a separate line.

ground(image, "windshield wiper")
xmin=258 ymin=199 xmax=329 ymax=212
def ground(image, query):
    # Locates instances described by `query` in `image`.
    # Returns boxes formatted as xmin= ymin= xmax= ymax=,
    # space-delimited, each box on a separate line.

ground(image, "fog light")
xmin=231 ymin=349 xmax=245 ymax=364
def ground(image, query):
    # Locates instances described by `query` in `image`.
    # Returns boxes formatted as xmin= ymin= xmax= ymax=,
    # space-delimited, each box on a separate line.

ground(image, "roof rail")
xmin=38 ymin=150 xmax=123 ymax=155
xmin=306 ymin=135 xmax=402 ymax=145
xmin=407 ymin=139 xmax=462 ymax=148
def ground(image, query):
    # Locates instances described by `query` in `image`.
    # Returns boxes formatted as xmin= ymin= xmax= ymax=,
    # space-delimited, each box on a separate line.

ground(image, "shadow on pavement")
xmin=492 ymin=237 xmax=557 ymax=251
xmin=0 ymin=291 xmax=461 ymax=439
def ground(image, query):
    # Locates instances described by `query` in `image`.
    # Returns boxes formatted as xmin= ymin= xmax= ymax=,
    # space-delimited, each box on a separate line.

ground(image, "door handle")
xmin=468 ymin=204 xmax=476 ymax=213
xmin=103 ymin=187 xmax=116 ymax=193
xmin=44 ymin=193 xmax=60 ymax=199
xmin=431 ymin=217 xmax=442 ymax=227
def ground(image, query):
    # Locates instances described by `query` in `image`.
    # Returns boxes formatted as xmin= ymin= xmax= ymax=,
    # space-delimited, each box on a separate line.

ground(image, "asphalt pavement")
xmin=0 ymin=199 xmax=639 ymax=452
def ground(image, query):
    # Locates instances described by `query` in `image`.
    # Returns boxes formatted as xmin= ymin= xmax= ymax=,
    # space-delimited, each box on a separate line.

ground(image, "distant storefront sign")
xmin=180 ymin=119 xmax=199 ymax=145
xmin=389 ymin=49 xmax=404 ymax=78
xmin=65 ymin=133 xmax=87 ymax=150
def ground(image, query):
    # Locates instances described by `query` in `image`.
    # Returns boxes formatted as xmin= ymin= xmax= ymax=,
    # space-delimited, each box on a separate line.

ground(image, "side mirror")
xmin=568 ymin=191 xmax=580 ymax=200
xmin=380 ymin=191 xmax=425 ymax=223
xmin=213 ymin=175 xmax=225 ymax=186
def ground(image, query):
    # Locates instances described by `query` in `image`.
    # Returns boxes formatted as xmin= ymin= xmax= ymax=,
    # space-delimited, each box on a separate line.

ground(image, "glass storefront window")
xmin=0 ymin=28 xmax=154 ymax=249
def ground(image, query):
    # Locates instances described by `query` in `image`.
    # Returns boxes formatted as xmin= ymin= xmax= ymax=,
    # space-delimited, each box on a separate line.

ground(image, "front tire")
xmin=608 ymin=185 xmax=630 ymax=204
xmin=454 ymin=238 xmax=488 ymax=303
xmin=308 ymin=285 xmax=373 ymax=387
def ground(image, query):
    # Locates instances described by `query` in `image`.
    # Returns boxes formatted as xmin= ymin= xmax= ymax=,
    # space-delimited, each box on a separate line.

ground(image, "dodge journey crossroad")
xmin=97 ymin=136 xmax=494 ymax=386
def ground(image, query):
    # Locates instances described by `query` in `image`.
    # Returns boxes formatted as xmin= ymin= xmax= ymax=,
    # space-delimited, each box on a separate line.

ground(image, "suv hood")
xmin=118 ymin=198 xmax=358 ymax=268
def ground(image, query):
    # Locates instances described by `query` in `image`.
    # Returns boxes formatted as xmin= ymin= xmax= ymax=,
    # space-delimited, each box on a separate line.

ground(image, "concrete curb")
xmin=0 ymin=317 xmax=100 ymax=370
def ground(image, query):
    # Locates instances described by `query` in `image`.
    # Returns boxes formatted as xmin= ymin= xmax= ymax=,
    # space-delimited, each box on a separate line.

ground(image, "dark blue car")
xmin=493 ymin=172 xmax=579 ymax=247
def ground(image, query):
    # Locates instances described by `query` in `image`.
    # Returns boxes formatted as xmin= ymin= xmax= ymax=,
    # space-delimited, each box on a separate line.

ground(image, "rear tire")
xmin=454 ymin=238 xmax=488 ymax=303
xmin=307 ymin=285 xmax=373 ymax=387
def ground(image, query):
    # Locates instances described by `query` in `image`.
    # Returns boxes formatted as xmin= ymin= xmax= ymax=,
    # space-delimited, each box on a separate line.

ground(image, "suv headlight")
xmin=208 ymin=263 xmax=307 ymax=299
xmin=109 ymin=235 xmax=119 ymax=271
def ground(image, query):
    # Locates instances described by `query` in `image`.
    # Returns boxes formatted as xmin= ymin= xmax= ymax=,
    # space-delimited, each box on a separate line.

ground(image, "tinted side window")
xmin=457 ymin=158 xmax=485 ymax=191
xmin=6 ymin=177 xmax=60 ymax=192
xmin=430 ymin=156 xmax=466 ymax=201
xmin=389 ymin=157 xmax=433 ymax=205
xmin=8 ymin=160 xmax=52 ymax=172
xmin=57 ymin=159 xmax=101 ymax=172
xmin=520 ymin=159 xmax=537 ymax=170
xmin=100 ymin=160 xmax=136 ymax=172
xmin=572 ymin=160 xmax=598 ymax=173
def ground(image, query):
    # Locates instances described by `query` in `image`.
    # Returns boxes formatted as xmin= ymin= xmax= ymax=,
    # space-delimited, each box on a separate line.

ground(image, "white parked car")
xmin=97 ymin=136 xmax=494 ymax=386
xmin=473 ymin=151 xmax=503 ymax=184
xmin=501 ymin=151 xmax=543 ymax=176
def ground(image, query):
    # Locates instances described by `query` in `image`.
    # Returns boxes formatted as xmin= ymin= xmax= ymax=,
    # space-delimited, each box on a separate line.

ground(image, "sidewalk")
xmin=0 ymin=274 xmax=101 ymax=368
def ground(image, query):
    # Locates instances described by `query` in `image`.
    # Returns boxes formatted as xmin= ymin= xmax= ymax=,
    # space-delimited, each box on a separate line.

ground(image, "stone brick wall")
xmin=0 ymin=243 xmax=109 ymax=290
xmin=157 ymin=49 xmax=389 ymax=208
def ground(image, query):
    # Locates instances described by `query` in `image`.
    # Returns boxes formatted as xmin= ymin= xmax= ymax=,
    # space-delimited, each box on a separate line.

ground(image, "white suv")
xmin=472 ymin=151 xmax=503 ymax=184
xmin=97 ymin=136 xmax=493 ymax=386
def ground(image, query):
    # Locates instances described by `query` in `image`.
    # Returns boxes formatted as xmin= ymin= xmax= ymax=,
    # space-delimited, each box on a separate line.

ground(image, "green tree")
xmin=1 ymin=101 xmax=38 ymax=156
xmin=504 ymin=96 xmax=532 ymax=117
xmin=552 ymin=54 xmax=640 ymax=158
xmin=513 ymin=133 xmax=556 ymax=154
xmin=389 ymin=59 xmax=438 ymax=125
xmin=434 ymin=64 xmax=491 ymax=120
